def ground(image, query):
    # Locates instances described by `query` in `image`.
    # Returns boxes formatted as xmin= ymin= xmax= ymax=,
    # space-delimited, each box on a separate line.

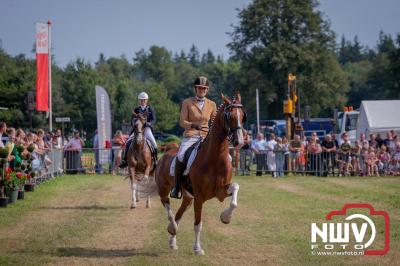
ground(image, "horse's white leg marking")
xmin=193 ymin=222 xmax=205 ymax=255
xmin=131 ymin=179 xmax=137 ymax=209
xmin=168 ymin=219 xmax=180 ymax=250
xmin=220 ymin=182 xmax=239 ymax=224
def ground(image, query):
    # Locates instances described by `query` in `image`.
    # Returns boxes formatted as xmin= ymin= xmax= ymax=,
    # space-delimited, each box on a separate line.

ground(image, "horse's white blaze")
xmin=193 ymin=222 xmax=204 ymax=255
xmin=236 ymin=108 xmax=244 ymax=146
xmin=220 ymin=182 xmax=239 ymax=224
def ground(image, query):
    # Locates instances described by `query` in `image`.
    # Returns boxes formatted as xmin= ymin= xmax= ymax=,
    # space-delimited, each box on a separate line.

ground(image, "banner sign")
xmin=36 ymin=23 xmax=49 ymax=111
xmin=95 ymin=85 xmax=112 ymax=164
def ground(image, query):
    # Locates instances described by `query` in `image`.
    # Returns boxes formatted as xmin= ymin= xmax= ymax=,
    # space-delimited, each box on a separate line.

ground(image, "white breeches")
xmin=144 ymin=127 xmax=157 ymax=149
xmin=177 ymin=136 xmax=201 ymax=162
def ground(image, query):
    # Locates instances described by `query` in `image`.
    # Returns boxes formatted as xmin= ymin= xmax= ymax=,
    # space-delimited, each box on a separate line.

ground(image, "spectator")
xmin=266 ymin=133 xmax=277 ymax=177
xmin=360 ymin=143 xmax=369 ymax=176
xmin=383 ymin=131 xmax=396 ymax=155
xmin=378 ymin=145 xmax=390 ymax=175
xmin=251 ymin=133 xmax=267 ymax=176
xmin=289 ymin=134 xmax=302 ymax=172
xmin=112 ymin=130 xmax=126 ymax=175
xmin=359 ymin=133 xmax=368 ymax=146
xmin=307 ymin=133 xmax=322 ymax=176
xmin=16 ymin=128 xmax=26 ymax=146
xmin=274 ymin=137 xmax=286 ymax=177
xmin=369 ymin=134 xmax=379 ymax=150
xmin=337 ymin=133 xmax=352 ymax=176
xmin=321 ymin=134 xmax=336 ymax=176
xmin=365 ymin=147 xmax=379 ymax=176
xmin=239 ymin=129 xmax=252 ymax=175
xmin=53 ymin=129 xmax=63 ymax=149
xmin=64 ymin=131 xmax=85 ymax=174
xmin=65 ymin=131 xmax=84 ymax=152
xmin=282 ymin=136 xmax=290 ymax=174
xmin=5 ymin=128 xmax=21 ymax=169
xmin=376 ymin=133 xmax=384 ymax=148
xmin=93 ymin=130 xmax=102 ymax=173
xmin=0 ymin=122 xmax=7 ymax=148
xmin=331 ymin=134 xmax=339 ymax=149
xmin=351 ymin=140 xmax=361 ymax=175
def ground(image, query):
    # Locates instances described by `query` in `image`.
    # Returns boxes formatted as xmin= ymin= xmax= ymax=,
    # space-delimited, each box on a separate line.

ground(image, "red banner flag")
xmin=36 ymin=23 xmax=49 ymax=111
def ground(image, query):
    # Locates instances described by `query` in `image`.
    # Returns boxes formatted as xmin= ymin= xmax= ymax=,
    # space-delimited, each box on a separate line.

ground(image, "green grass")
xmin=0 ymin=174 xmax=398 ymax=265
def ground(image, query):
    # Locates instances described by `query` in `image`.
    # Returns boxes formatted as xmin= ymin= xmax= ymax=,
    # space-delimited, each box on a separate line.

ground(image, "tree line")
xmin=0 ymin=0 xmax=399 ymax=138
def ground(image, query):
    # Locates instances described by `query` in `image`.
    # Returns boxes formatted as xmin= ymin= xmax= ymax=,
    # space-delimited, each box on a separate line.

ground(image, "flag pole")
xmin=48 ymin=20 xmax=52 ymax=132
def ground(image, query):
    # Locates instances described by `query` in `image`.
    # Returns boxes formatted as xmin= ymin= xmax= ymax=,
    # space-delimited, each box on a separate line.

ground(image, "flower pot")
xmin=8 ymin=189 xmax=18 ymax=204
xmin=0 ymin=197 xmax=8 ymax=208
xmin=24 ymin=184 xmax=35 ymax=192
xmin=17 ymin=190 xmax=24 ymax=200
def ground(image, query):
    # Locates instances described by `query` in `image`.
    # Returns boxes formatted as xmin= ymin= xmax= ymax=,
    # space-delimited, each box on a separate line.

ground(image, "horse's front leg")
xmin=220 ymin=182 xmax=239 ymax=224
xmin=129 ymin=167 xmax=137 ymax=209
xmin=193 ymin=198 xmax=205 ymax=255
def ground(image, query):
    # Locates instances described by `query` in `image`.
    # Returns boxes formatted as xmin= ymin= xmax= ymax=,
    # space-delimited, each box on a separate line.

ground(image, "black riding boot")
xmin=152 ymin=148 xmax=158 ymax=168
xmin=170 ymin=160 xmax=183 ymax=199
xmin=119 ymin=138 xmax=132 ymax=168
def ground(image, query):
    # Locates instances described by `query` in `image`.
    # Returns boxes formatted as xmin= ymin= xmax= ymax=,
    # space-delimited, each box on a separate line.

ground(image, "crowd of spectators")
xmin=239 ymin=129 xmax=400 ymax=177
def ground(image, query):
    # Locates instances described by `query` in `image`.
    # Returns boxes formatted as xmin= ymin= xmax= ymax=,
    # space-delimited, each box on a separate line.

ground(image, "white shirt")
xmin=267 ymin=139 xmax=277 ymax=152
xmin=195 ymin=97 xmax=205 ymax=110
xmin=251 ymin=139 xmax=267 ymax=152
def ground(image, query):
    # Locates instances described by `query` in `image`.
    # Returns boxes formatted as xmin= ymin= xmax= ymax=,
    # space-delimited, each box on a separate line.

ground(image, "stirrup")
xmin=170 ymin=187 xmax=182 ymax=199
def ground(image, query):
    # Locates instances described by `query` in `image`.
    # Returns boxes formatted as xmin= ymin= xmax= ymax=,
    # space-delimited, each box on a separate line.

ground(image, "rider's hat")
xmin=138 ymin=92 xmax=149 ymax=100
xmin=193 ymin=76 xmax=209 ymax=89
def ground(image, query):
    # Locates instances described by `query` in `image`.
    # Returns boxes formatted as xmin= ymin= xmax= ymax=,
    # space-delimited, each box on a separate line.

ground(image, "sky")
xmin=0 ymin=0 xmax=399 ymax=67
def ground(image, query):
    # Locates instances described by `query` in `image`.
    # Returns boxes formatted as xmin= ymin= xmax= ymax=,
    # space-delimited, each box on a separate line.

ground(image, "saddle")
xmin=170 ymin=139 xmax=202 ymax=196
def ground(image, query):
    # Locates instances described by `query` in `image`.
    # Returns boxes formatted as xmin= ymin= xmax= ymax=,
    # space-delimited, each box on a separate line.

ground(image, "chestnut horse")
xmin=155 ymin=92 xmax=246 ymax=255
xmin=127 ymin=113 xmax=154 ymax=209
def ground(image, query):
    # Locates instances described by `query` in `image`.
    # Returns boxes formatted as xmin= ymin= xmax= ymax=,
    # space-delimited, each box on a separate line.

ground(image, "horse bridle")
xmin=223 ymin=103 xmax=247 ymax=139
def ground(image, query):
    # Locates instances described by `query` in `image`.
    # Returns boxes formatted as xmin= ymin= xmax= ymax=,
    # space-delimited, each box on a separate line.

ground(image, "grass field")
xmin=0 ymin=174 xmax=398 ymax=265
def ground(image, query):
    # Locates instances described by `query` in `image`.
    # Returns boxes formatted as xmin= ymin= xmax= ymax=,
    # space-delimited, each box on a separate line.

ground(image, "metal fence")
xmin=63 ymin=147 xmax=125 ymax=175
xmin=236 ymin=149 xmax=399 ymax=177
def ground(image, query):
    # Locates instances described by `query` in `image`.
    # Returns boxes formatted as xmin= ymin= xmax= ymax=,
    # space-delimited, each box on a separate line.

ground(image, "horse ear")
xmin=235 ymin=90 xmax=241 ymax=103
xmin=221 ymin=93 xmax=231 ymax=104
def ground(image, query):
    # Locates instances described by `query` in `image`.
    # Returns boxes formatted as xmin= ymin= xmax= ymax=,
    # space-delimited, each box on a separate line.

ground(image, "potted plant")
xmin=24 ymin=171 xmax=35 ymax=192
xmin=4 ymin=168 xmax=19 ymax=204
xmin=16 ymin=171 xmax=27 ymax=200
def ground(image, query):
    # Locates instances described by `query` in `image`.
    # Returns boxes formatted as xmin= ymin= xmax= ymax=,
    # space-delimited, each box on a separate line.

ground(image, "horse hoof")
xmin=167 ymin=221 xmax=177 ymax=235
xmin=130 ymin=205 xmax=136 ymax=209
xmin=194 ymin=249 xmax=205 ymax=256
xmin=146 ymin=202 xmax=151 ymax=208
xmin=136 ymin=198 xmax=140 ymax=203
xmin=220 ymin=213 xmax=231 ymax=224
xmin=169 ymin=244 xmax=178 ymax=250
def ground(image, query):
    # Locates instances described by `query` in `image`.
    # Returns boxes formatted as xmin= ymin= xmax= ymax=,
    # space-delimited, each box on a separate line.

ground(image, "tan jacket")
xmin=180 ymin=97 xmax=217 ymax=138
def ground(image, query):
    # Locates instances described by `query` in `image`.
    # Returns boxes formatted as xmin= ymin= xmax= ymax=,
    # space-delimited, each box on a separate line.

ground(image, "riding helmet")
xmin=193 ymin=76 xmax=209 ymax=88
xmin=138 ymin=92 xmax=149 ymax=100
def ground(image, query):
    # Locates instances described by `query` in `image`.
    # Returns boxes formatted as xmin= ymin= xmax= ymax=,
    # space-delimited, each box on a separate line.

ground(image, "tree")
xmin=228 ymin=0 xmax=348 ymax=119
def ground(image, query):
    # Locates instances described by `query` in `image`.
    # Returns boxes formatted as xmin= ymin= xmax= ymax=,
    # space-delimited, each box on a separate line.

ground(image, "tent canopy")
xmin=357 ymin=100 xmax=400 ymax=136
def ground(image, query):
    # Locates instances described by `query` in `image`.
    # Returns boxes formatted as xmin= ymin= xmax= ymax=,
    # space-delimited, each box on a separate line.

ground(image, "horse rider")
xmin=119 ymin=92 xmax=158 ymax=168
xmin=170 ymin=76 xmax=217 ymax=198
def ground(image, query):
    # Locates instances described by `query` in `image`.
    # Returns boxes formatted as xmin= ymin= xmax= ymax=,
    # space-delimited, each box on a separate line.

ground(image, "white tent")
xmin=356 ymin=100 xmax=400 ymax=137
